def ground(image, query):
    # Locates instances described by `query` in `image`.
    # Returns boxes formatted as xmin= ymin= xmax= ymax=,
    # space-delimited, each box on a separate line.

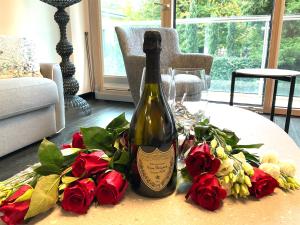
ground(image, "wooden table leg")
xmin=285 ymin=76 xmax=296 ymax=133
xmin=230 ymin=72 xmax=236 ymax=106
xmin=270 ymin=79 xmax=278 ymax=121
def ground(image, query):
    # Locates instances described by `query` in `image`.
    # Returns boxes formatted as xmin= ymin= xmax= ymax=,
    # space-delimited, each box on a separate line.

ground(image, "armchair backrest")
xmin=115 ymin=26 xmax=181 ymax=67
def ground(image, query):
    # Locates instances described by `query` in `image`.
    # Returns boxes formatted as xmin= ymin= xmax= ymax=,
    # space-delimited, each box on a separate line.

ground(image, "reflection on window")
xmin=277 ymin=0 xmax=300 ymax=107
xmin=101 ymin=1 xmax=160 ymax=76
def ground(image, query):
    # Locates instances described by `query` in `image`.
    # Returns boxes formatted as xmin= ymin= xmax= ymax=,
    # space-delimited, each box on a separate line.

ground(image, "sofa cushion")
xmin=0 ymin=36 xmax=42 ymax=79
xmin=0 ymin=77 xmax=58 ymax=120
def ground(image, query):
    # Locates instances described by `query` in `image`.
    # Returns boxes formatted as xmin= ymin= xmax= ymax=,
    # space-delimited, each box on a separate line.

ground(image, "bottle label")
xmin=137 ymin=145 xmax=175 ymax=192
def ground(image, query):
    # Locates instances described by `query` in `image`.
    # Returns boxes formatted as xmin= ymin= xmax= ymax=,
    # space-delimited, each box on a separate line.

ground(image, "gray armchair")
xmin=115 ymin=26 xmax=213 ymax=105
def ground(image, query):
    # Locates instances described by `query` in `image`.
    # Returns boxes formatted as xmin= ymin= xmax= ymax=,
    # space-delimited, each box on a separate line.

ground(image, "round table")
xmin=7 ymin=104 xmax=300 ymax=225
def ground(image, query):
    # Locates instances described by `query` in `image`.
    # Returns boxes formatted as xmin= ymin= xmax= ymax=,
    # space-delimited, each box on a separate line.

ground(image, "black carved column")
xmin=40 ymin=0 xmax=91 ymax=115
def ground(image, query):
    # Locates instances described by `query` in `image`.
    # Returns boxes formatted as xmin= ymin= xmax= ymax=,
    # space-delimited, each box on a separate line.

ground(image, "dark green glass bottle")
xmin=129 ymin=31 xmax=177 ymax=198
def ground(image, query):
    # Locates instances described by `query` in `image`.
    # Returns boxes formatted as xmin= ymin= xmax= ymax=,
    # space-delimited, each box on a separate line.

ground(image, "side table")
xmin=229 ymin=68 xmax=300 ymax=133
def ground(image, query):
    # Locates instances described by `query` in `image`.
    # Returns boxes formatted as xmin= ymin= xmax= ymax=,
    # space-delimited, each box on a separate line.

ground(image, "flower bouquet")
xmin=0 ymin=113 xmax=299 ymax=225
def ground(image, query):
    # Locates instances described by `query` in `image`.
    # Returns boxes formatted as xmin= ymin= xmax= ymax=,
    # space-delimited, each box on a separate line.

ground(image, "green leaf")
xmin=81 ymin=127 xmax=115 ymax=154
xmin=106 ymin=113 xmax=129 ymax=131
xmin=61 ymin=148 xmax=81 ymax=157
xmin=222 ymin=129 xmax=240 ymax=146
xmin=34 ymin=165 xmax=61 ymax=176
xmin=234 ymin=143 xmax=264 ymax=149
xmin=180 ymin=167 xmax=193 ymax=183
xmin=37 ymin=139 xmax=64 ymax=174
xmin=14 ymin=188 xmax=33 ymax=203
xmin=61 ymin=148 xmax=82 ymax=167
xmin=194 ymin=125 xmax=211 ymax=141
xmin=61 ymin=176 xmax=79 ymax=184
xmin=109 ymin=150 xmax=130 ymax=174
xmin=25 ymin=174 xmax=60 ymax=219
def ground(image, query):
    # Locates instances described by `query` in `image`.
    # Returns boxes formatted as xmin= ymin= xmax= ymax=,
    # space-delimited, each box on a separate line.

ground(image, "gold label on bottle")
xmin=137 ymin=146 xmax=175 ymax=192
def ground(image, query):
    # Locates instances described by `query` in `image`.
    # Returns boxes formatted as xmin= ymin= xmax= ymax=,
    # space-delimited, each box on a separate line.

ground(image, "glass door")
xmin=274 ymin=0 xmax=300 ymax=113
xmin=100 ymin=0 xmax=171 ymax=78
xmin=175 ymin=0 xmax=274 ymax=106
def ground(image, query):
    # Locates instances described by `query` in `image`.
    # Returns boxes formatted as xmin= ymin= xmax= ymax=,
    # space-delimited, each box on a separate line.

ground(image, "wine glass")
xmin=140 ymin=67 xmax=176 ymax=110
xmin=172 ymin=68 xmax=209 ymax=124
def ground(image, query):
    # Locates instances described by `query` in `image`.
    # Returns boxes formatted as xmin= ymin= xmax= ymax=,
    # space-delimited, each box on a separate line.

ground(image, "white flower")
xmin=217 ymin=158 xmax=234 ymax=176
xmin=232 ymin=152 xmax=246 ymax=163
xmin=279 ymin=161 xmax=296 ymax=177
xmin=260 ymin=152 xmax=279 ymax=164
xmin=259 ymin=163 xmax=281 ymax=180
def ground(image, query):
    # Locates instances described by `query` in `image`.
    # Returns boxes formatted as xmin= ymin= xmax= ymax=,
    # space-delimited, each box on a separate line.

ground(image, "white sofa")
xmin=0 ymin=63 xmax=65 ymax=157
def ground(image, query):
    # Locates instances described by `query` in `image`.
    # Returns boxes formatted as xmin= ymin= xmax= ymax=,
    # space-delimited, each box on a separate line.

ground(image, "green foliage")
xmin=286 ymin=0 xmax=300 ymax=14
xmin=210 ymin=56 xmax=260 ymax=80
xmin=81 ymin=113 xmax=130 ymax=157
xmin=175 ymin=0 xmax=299 ymax=74
xmin=25 ymin=175 xmax=60 ymax=219
xmin=35 ymin=139 xmax=64 ymax=175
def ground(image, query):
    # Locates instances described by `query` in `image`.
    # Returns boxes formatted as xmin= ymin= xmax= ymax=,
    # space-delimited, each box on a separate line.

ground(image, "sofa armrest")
xmin=40 ymin=63 xmax=65 ymax=132
xmin=172 ymin=53 xmax=213 ymax=75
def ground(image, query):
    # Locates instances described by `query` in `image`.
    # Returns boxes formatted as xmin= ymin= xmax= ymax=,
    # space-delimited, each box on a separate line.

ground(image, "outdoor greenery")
xmin=102 ymin=0 xmax=299 ymax=95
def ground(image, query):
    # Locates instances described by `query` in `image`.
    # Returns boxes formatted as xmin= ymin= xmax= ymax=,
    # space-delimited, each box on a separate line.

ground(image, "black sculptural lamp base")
xmin=40 ymin=0 xmax=91 ymax=115
xmin=65 ymin=95 xmax=92 ymax=115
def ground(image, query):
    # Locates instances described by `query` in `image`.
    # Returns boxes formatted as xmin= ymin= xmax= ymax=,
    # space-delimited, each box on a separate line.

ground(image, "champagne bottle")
xmin=129 ymin=31 xmax=177 ymax=198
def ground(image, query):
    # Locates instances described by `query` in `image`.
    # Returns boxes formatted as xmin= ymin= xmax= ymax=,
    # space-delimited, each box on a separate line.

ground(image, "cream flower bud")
xmin=240 ymin=184 xmax=250 ymax=197
xmin=234 ymin=183 xmax=240 ymax=194
xmin=277 ymin=178 xmax=285 ymax=188
xmin=211 ymin=139 xmax=218 ymax=149
xmin=260 ymin=152 xmax=279 ymax=164
xmin=225 ymin=145 xmax=232 ymax=152
xmin=224 ymin=175 xmax=230 ymax=184
xmin=216 ymin=146 xmax=226 ymax=159
xmin=242 ymin=162 xmax=254 ymax=176
xmin=217 ymin=158 xmax=234 ymax=176
xmin=244 ymin=175 xmax=252 ymax=187
xmin=237 ymin=170 xmax=245 ymax=183
xmin=259 ymin=163 xmax=281 ymax=180
xmin=279 ymin=161 xmax=296 ymax=177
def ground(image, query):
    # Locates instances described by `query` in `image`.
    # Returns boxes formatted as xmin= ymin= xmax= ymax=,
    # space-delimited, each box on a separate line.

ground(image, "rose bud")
xmin=249 ymin=168 xmax=279 ymax=199
xmin=0 ymin=185 xmax=32 ymax=225
xmin=96 ymin=170 xmax=128 ymax=205
xmin=72 ymin=151 xmax=109 ymax=178
xmin=185 ymin=143 xmax=221 ymax=177
xmin=186 ymin=173 xmax=227 ymax=211
xmin=61 ymin=143 xmax=72 ymax=149
xmin=61 ymin=178 xmax=96 ymax=214
xmin=72 ymin=132 xmax=85 ymax=149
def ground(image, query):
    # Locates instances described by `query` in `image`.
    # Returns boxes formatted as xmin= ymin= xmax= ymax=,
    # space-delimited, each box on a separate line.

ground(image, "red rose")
xmin=185 ymin=143 xmax=221 ymax=177
xmin=186 ymin=173 xmax=227 ymax=211
xmin=249 ymin=168 xmax=279 ymax=199
xmin=96 ymin=170 xmax=128 ymax=205
xmin=61 ymin=178 xmax=96 ymax=214
xmin=0 ymin=185 xmax=32 ymax=225
xmin=72 ymin=151 xmax=109 ymax=177
xmin=72 ymin=132 xmax=85 ymax=149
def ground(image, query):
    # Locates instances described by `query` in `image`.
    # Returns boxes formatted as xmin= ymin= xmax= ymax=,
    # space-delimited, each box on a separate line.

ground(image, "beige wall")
xmin=70 ymin=0 xmax=92 ymax=94
xmin=0 ymin=0 xmax=91 ymax=94
xmin=0 ymin=0 xmax=60 ymax=62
